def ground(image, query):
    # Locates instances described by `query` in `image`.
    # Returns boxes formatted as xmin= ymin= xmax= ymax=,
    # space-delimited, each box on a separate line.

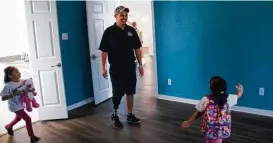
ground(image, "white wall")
xmin=120 ymin=1 xmax=154 ymax=55
xmin=0 ymin=0 xmax=29 ymax=58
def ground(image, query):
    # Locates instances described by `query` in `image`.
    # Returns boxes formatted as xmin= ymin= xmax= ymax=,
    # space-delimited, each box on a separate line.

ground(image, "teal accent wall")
xmin=56 ymin=1 xmax=93 ymax=106
xmin=154 ymin=1 xmax=273 ymax=110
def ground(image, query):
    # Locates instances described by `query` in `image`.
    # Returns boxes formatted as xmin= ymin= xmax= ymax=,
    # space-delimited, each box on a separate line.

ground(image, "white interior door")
xmin=24 ymin=1 xmax=68 ymax=120
xmin=86 ymin=1 xmax=119 ymax=105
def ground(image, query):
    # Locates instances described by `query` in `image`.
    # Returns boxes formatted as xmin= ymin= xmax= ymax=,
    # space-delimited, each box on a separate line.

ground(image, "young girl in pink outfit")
xmin=182 ymin=76 xmax=243 ymax=143
xmin=0 ymin=66 xmax=40 ymax=142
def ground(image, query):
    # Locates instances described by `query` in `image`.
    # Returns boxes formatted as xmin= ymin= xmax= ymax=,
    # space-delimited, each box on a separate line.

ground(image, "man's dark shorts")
xmin=110 ymin=63 xmax=137 ymax=98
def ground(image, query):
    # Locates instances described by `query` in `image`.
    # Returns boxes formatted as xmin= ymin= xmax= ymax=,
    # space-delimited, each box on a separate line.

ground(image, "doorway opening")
xmin=86 ymin=1 xmax=158 ymax=105
xmin=0 ymin=1 xmax=69 ymax=135
xmin=120 ymin=1 xmax=155 ymax=67
xmin=0 ymin=0 xmax=38 ymax=135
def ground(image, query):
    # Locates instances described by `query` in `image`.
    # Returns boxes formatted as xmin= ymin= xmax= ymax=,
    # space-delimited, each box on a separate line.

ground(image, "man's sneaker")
xmin=127 ymin=114 xmax=140 ymax=124
xmin=5 ymin=126 xmax=14 ymax=136
xmin=30 ymin=136 xmax=40 ymax=143
xmin=111 ymin=114 xmax=123 ymax=129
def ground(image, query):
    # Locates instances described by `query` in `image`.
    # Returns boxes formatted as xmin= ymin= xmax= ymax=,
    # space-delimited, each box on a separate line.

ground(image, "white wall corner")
xmin=157 ymin=94 xmax=273 ymax=118
xmin=67 ymin=97 xmax=94 ymax=111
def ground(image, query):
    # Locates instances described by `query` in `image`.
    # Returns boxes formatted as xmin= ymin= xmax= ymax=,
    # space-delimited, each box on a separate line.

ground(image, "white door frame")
xmin=150 ymin=1 xmax=158 ymax=96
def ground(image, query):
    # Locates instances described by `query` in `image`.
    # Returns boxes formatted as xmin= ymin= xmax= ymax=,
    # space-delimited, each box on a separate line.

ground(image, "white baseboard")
xmin=231 ymin=106 xmax=273 ymax=117
xmin=67 ymin=97 xmax=94 ymax=111
xmin=158 ymin=94 xmax=199 ymax=105
xmin=157 ymin=94 xmax=273 ymax=118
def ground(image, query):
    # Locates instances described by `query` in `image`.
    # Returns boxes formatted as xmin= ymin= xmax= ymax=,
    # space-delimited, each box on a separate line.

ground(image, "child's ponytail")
xmin=4 ymin=66 xmax=13 ymax=84
xmin=210 ymin=77 xmax=228 ymax=108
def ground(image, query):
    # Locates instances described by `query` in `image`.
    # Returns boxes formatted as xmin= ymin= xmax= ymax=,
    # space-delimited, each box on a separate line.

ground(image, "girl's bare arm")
xmin=187 ymin=111 xmax=203 ymax=123
xmin=236 ymin=84 xmax=243 ymax=99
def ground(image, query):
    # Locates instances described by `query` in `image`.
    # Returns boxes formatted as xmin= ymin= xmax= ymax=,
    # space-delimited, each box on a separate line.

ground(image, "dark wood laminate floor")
xmin=1 ymin=57 xmax=273 ymax=143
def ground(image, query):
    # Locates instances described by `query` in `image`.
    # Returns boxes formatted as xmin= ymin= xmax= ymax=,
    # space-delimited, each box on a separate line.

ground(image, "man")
xmin=99 ymin=6 xmax=144 ymax=129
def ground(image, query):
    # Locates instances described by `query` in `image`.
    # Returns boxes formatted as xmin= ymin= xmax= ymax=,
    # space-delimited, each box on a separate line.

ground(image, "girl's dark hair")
xmin=4 ymin=66 xmax=15 ymax=84
xmin=210 ymin=77 xmax=228 ymax=108
xmin=210 ymin=76 xmax=222 ymax=83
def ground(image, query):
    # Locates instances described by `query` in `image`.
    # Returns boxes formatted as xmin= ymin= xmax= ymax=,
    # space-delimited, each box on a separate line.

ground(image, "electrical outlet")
xmin=168 ymin=79 xmax=172 ymax=85
xmin=62 ymin=33 xmax=69 ymax=40
xmin=259 ymin=88 xmax=265 ymax=96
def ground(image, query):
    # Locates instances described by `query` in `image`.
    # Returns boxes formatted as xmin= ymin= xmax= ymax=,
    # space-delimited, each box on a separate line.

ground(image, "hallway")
xmin=1 ymin=57 xmax=273 ymax=143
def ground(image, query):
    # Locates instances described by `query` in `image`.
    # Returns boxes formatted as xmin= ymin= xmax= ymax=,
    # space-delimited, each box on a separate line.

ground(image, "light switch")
xmin=62 ymin=33 xmax=68 ymax=40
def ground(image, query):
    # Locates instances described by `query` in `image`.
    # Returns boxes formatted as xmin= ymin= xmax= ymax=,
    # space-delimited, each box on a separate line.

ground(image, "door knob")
xmin=51 ymin=63 xmax=61 ymax=67
xmin=91 ymin=54 xmax=99 ymax=60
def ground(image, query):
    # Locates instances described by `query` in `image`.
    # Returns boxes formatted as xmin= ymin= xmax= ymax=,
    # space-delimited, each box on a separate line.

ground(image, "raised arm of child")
xmin=236 ymin=83 xmax=243 ymax=99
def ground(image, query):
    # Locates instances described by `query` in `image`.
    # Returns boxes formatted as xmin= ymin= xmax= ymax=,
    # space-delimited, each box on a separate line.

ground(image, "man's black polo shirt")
xmin=99 ymin=23 xmax=141 ymax=69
